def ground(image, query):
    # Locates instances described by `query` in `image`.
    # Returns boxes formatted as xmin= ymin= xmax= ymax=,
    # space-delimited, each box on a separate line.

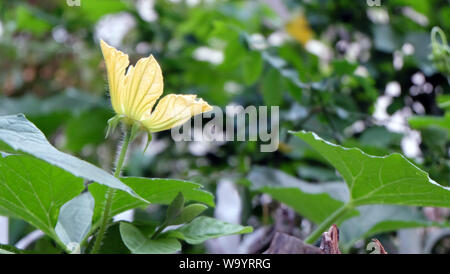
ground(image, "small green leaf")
xmin=120 ymin=222 xmax=181 ymax=254
xmin=55 ymin=192 xmax=95 ymax=247
xmin=169 ymin=204 xmax=208 ymax=226
xmin=89 ymin=177 xmax=214 ymax=224
xmin=166 ymin=216 xmax=253 ymax=245
xmin=166 ymin=192 xmax=185 ymax=223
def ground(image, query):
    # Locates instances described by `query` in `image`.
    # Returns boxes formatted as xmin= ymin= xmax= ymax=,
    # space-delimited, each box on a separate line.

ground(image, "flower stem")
xmin=304 ymin=203 xmax=352 ymax=245
xmin=91 ymin=128 xmax=131 ymax=254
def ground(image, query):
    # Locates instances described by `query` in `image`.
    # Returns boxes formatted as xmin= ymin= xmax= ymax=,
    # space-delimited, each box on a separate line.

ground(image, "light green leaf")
xmin=166 ymin=216 xmax=253 ymax=245
xmin=120 ymin=222 xmax=181 ymax=254
xmin=89 ymin=177 xmax=214 ymax=224
xmin=55 ymin=192 xmax=95 ymax=246
xmin=248 ymin=166 xmax=351 ymax=224
xmin=0 ymin=114 xmax=138 ymax=198
xmin=291 ymin=131 xmax=450 ymax=207
xmin=0 ymin=154 xmax=84 ymax=237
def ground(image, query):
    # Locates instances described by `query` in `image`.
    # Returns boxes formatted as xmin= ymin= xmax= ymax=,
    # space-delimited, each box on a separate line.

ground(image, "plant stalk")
xmin=91 ymin=128 xmax=131 ymax=254
xmin=304 ymin=203 xmax=351 ymax=245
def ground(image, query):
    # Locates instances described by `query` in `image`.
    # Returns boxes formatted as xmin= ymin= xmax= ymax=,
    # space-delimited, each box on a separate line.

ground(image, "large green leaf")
xmin=0 ymin=154 xmax=84 ymax=237
xmin=165 ymin=216 xmax=253 ymax=245
xmin=248 ymin=166 xmax=351 ymax=224
xmin=120 ymin=222 xmax=181 ymax=254
xmin=292 ymin=131 xmax=450 ymax=207
xmin=0 ymin=114 xmax=138 ymax=198
xmin=89 ymin=177 xmax=215 ymax=224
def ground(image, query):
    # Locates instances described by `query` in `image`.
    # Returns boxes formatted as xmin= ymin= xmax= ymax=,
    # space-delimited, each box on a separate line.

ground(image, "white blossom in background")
xmin=136 ymin=0 xmax=158 ymax=22
xmin=224 ymin=81 xmax=243 ymax=95
xmin=373 ymin=95 xmax=392 ymax=122
xmin=248 ymin=33 xmax=267 ymax=50
xmin=52 ymin=26 xmax=69 ymax=43
xmin=402 ymin=7 xmax=429 ymax=26
xmin=412 ymin=72 xmax=426 ymax=86
xmin=305 ymin=40 xmax=333 ymax=61
xmin=193 ymin=46 xmax=224 ymax=65
xmin=402 ymin=43 xmax=415 ymax=55
xmin=186 ymin=0 xmax=201 ymax=6
xmin=94 ymin=12 xmax=136 ymax=47
xmin=367 ymin=8 xmax=389 ymax=24
xmin=401 ymin=130 xmax=422 ymax=159
xmin=0 ymin=20 xmax=3 ymax=38
xmin=355 ymin=66 xmax=369 ymax=77
xmin=385 ymin=81 xmax=401 ymax=97
xmin=267 ymin=31 xmax=288 ymax=47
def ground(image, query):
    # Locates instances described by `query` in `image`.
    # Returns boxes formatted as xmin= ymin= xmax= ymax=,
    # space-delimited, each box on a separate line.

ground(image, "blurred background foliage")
xmin=0 ymin=0 xmax=449 ymax=253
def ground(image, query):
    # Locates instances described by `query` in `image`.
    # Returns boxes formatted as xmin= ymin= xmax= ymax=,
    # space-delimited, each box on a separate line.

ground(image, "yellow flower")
xmin=100 ymin=40 xmax=212 ymax=137
xmin=285 ymin=13 xmax=314 ymax=45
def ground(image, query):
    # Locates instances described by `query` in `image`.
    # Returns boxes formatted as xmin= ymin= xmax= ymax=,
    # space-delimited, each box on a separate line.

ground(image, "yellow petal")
xmin=123 ymin=55 xmax=164 ymax=121
xmin=285 ymin=14 xmax=314 ymax=45
xmin=100 ymin=40 xmax=129 ymax=114
xmin=142 ymin=94 xmax=213 ymax=133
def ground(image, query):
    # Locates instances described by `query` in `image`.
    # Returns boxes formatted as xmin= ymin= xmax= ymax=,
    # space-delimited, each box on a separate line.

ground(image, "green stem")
xmin=91 ymin=128 xmax=132 ymax=254
xmin=304 ymin=203 xmax=352 ymax=245
xmin=151 ymin=222 xmax=167 ymax=240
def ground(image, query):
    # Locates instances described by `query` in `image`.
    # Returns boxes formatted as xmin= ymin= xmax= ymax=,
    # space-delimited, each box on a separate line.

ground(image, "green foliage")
xmin=1 ymin=0 xmax=449 ymax=254
xmin=55 ymin=192 xmax=95 ymax=247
